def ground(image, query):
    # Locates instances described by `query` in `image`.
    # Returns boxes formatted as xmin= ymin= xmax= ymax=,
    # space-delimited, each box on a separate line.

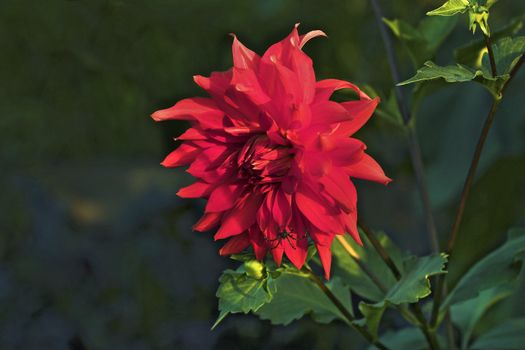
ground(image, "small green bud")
xmin=243 ymin=260 xmax=265 ymax=279
xmin=468 ymin=5 xmax=490 ymax=36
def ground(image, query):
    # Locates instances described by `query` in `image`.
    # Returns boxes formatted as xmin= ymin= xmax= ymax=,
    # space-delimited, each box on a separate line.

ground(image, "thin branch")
xmin=359 ymin=224 xmax=441 ymax=349
xmin=411 ymin=304 xmax=441 ymax=350
xmin=304 ymin=267 xmax=391 ymax=350
xmin=369 ymin=0 xmax=408 ymax=124
xmin=446 ymin=100 xmax=500 ymax=252
xmin=431 ymin=54 xmax=525 ymax=330
xmin=336 ymin=235 xmax=389 ymax=292
xmin=484 ymin=34 xmax=498 ymax=77
xmin=502 ymin=54 xmax=525 ymax=94
xmin=369 ymin=0 xmax=439 ymax=253
xmin=359 ymin=223 xmax=401 ymax=279
xmin=446 ymin=56 xmax=525 ymax=254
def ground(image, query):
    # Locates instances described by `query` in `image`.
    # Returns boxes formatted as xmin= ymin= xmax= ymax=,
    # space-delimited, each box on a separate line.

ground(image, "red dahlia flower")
xmin=152 ymin=24 xmax=390 ymax=279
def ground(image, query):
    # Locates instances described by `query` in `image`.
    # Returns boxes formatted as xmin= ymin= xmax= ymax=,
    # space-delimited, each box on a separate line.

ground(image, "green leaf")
xmin=427 ymin=0 xmax=470 ymax=16
xmin=383 ymin=18 xmax=423 ymax=42
xmin=380 ymin=91 xmax=405 ymax=127
xmin=367 ymin=327 xmax=433 ymax=350
xmin=483 ymin=36 xmax=525 ymax=75
xmin=213 ymin=262 xmax=276 ymax=329
xmin=331 ymin=232 xmax=404 ymax=302
xmin=443 ymin=228 xmax=525 ymax=309
xmin=333 ymin=229 xmax=447 ymax=337
xmin=420 ymin=16 xmax=459 ymax=52
xmin=255 ymin=270 xmax=353 ymax=325
xmin=355 ymin=254 xmax=447 ymax=338
xmin=383 ymin=16 xmax=457 ymax=67
xmin=383 ymin=18 xmax=429 ymax=67
xmin=451 ymin=284 xmax=515 ymax=350
xmin=485 ymin=0 xmax=498 ymax=8
xmin=456 ymin=16 xmax=524 ymax=67
xmin=386 ymin=254 xmax=448 ymax=304
xmin=356 ymin=301 xmax=389 ymax=339
xmin=398 ymin=61 xmax=485 ymax=84
xmin=471 ymin=317 xmax=525 ymax=350
xmin=398 ymin=61 xmax=506 ymax=97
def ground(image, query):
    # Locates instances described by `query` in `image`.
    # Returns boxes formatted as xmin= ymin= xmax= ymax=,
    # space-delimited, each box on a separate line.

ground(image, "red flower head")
xmin=152 ymin=24 xmax=391 ymax=279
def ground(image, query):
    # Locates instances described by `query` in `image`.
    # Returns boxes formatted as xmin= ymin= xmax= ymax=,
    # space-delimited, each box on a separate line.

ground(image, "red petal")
xmin=345 ymin=153 xmax=392 ymax=185
xmin=295 ymin=183 xmax=343 ymax=234
xmin=177 ymin=181 xmax=212 ymax=198
xmin=258 ymin=25 xmax=316 ymax=106
xmin=231 ymin=34 xmax=260 ymax=70
xmin=284 ymin=234 xmax=308 ymax=270
xmin=249 ymin=226 xmax=268 ymax=261
xmin=316 ymin=242 xmax=333 ymax=280
xmin=299 ymin=30 xmax=327 ymax=48
xmin=319 ymin=172 xmax=357 ymax=213
xmin=272 ymin=188 xmax=292 ymax=228
xmin=271 ymin=245 xmax=284 ymax=266
xmin=205 ymin=183 xmax=244 ymax=212
xmin=214 ymin=193 xmax=264 ymax=239
xmin=327 ymin=138 xmax=366 ymax=167
xmin=193 ymin=70 xmax=232 ymax=96
xmin=161 ymin=143 xmax=200 ymax=168
xmin=193 ymin=212 xmax=222 ymax=232
xmin=309 ymin=101 xmax=351 ymax=126
xmin=343 ymin=211 xmax=362 ymax=246
xmin=337 ymin=98 xmax=380 ymax=136
xmin=151 ymin=97 xmax=224 ymax=129
xmin=219 ymin=233 xmax=251 ymax=256
xmin=176 ymin=128 xmax=207 ymax=141
xmin=314 ymin=79 xmax=370 ymax=103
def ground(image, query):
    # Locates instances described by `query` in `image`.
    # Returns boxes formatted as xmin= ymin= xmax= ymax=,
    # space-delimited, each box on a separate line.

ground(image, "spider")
xmin=265 ymin=228 xmax=306 ymax=250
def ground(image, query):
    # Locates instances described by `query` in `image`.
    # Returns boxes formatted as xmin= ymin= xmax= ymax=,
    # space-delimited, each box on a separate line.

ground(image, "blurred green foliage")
xmin=1 ymin=0 xmax=525 ymax=349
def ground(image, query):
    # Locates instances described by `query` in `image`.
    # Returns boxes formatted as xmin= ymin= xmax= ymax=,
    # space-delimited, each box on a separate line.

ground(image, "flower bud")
xmin=243 ymin=260 xmax=265 ymax=279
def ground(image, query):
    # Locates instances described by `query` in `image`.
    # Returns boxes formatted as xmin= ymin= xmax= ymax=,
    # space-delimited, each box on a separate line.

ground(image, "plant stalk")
xmin=359 ymin=223 xmax=401 ymax=279
xmin=446 ymin=100 xmax=500 ymax=252
xmin=369 ymin=0 xmax=439 ymax=254
xmin=359 ymin=224 xmax=441 ymax=349
xmin=484 ymin=34 xmax=498 ymax=77
xmin=305 ymin=267 xmax=391 ymax=350
xmin=430 ymin=52 xmax=525 ymax=333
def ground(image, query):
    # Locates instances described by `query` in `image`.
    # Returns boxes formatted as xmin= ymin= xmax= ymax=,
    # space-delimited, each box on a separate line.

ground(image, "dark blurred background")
xmin=1 ymin=0 xmax=525 ymax=349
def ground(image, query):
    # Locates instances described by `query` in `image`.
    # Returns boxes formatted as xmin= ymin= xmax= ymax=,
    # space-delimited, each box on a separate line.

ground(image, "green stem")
xmin=359 ymin=223 xmax=401 ymax=279
xmin=431 ymin=54 xmax=525 ymax=331
xmin=369 ymin=0 xmax=439 ymax=254
xmin=446 ymin=99 xmax=500 ymax=252
xmin=304 ymin=267 xmax=391 ymax=350
xmin=359 ymin=224 xmax=440 ymax=349
xmin=484 ymin=34 xmax=498 ymax=77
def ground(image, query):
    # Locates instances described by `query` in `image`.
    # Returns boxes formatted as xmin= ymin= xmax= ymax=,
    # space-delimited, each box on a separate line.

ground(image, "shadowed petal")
xmin=316 ymin=242 xmax=333 ymax=280
xmin=219 ymin=233 xmax=251 ymax=256
xmin=284 ymin=234 xmax=308 ymax=270
xmin=177 ymin=181 xmax=213 ymax=198
xmin=214 ymin=192 xmax=264 ymax=239
xmin=205 ymin=183 xmax=245 ymax=212
xmin=193 ymin=212 xmax=222 ymax=232
xmin=161 ymin=143 xmax=200 ymax=168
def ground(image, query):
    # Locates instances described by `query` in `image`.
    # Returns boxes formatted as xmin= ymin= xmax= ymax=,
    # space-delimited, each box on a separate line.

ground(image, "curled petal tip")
xmin=299 ymin=29 xmax=328 ymax=48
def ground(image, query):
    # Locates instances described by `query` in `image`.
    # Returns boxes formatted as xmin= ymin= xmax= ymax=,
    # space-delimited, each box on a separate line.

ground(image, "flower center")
xmin=237 ymin=135 xmax=293 ymax=185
